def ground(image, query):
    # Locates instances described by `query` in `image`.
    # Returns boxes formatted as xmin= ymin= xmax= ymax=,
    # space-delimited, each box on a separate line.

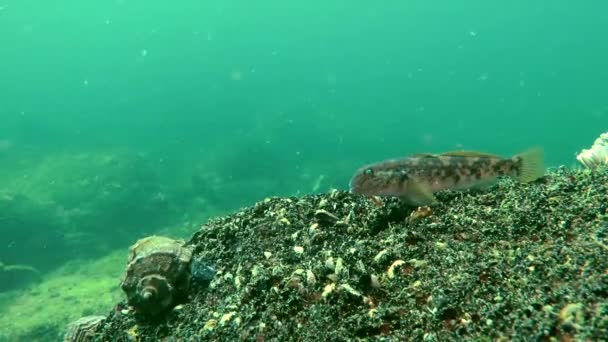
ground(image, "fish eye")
xmin=364 ymin=168 xmax=374 ymax=176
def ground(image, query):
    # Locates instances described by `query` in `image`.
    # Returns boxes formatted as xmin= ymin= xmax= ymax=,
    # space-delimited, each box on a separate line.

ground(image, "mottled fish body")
xmin=349 ymin=148 xmax=544 ymax=206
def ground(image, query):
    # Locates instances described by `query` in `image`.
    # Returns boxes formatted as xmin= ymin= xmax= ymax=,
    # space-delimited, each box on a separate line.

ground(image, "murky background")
xmin=0 ymin=0 xmax=606 ymax=339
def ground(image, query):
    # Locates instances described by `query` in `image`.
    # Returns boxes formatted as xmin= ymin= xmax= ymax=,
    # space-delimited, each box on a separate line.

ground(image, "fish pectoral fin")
xmin=401 ymin=181 xmax=438 ymax=206
xmin=469 ymin=178 xmax=498 ymax=191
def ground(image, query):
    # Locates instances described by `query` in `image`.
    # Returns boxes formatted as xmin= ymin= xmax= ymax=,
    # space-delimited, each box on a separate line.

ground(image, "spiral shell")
xmin=120 ymin=235 xmax=193 ymax=316
xmin=63 ymin=315 xmax=105 ymax=342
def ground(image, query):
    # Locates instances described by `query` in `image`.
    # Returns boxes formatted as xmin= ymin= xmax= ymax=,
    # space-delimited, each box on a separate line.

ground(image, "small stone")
xmin=306 ymin=270 xmax=316 ymax=285
xmin=356 ymin=260 xmax=366 ymax=273
xmin=374 ymin=249 xmax=389 ymax=263
xmin=322 ymin=283 xmax=336 ymax=298
xmin=220 ymin=312 xmax=236 ymax=325
xmin=203 ymin=319 xmax=217 ymax=331
xmin=335 ymin=220 xmax=349 ymax=228
xmin=370 ymin=274 xmax=381 ymax=289
xmin=409 ymin=206 xmax=432 ymax=223
xmin=334 ymin=257 xmax=345 ymax=277
xmin=339 ymin=284 xmax=361 ymax=297
xmin=309 ymin=223 xmax=319 ymax=235
xmin=324 ymin=257 xmax=335 ymax=271
xmin=558 ymin=303 xmax=585 ymax=327
xmin=251 ymin=265 xmax=262 ymax=277
xmin=435 ymin=241 xmax=447 ymax=249
xmin=329 ymin=189 xmax=339 ymax=198
xmin=293 ymin=246 xmax=304 ymax=254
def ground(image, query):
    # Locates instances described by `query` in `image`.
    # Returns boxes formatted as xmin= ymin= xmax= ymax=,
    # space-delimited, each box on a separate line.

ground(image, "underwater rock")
xmin=577 ymin=132 xmax=608 ymax=168
xmin=97 ymin=167 xmax=608 ymax=340
xmin=120 ymin=236 xmax=195 ymax=316
xmin=190 ymin=256 xmax=216 ymax=286
xmin=0 ymin=261 xmax=41 ymax=292
xmin=63 ymin=315 xmax=105 ymax=342
xmin=0 ymin=192 xmax=70 ymax=275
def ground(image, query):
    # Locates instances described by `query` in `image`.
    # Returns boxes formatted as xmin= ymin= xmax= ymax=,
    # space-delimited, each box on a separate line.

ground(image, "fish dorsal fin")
xmin=410 ymin=153 xmax=437 ymax=158
xmin=440 ymin=150 xmax=501 ymax=158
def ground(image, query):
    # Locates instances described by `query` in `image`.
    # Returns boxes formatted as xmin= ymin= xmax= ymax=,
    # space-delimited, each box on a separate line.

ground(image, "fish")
xmin=349 ymin=147 xmax=544 ymax=206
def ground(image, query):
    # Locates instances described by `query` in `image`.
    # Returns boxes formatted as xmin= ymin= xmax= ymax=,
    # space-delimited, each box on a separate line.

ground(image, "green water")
xmin=0 ymin=0 xmax=607 ymax=339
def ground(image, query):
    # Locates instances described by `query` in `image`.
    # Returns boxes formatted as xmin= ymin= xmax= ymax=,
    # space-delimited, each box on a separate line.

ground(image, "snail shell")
xmin=63 ymin=315 xmax=105 ymax=342
xmin=120 ymin=235 xmax=193 ymax=316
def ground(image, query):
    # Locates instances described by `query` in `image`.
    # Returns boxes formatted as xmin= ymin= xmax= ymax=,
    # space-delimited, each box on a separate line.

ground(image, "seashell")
xmin=63 ymin=315 xmax=105 ymax=342
xmin=120 ymin=235 xmax=193 ymax=316
xmin=408 ymin=206 xmax=433 ymax=223
xmin=314 ymin=209 xmax=339 ymax=226
xmin=577 ymin=132 xmax=608 ymax=169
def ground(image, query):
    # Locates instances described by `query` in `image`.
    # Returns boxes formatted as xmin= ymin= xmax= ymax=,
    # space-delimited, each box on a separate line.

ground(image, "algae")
xmin=0 ymin=261 xmax=41 ymax=292
xmin=0 ymin=192 xmax=68 ymax=274
xmin=0 ymin=148 xmax=225 ymax=285
xmin=0 ymin=146 xmax=325 ymax=340
xmin=91 ymin=166 xmax=607 ymax=341
xmin=0 ymin=250 xmax=124 ymax=341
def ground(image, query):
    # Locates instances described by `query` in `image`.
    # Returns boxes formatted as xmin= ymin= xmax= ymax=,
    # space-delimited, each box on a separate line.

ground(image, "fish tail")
xmin=514 ymin=147 xmax=545 ymax=183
